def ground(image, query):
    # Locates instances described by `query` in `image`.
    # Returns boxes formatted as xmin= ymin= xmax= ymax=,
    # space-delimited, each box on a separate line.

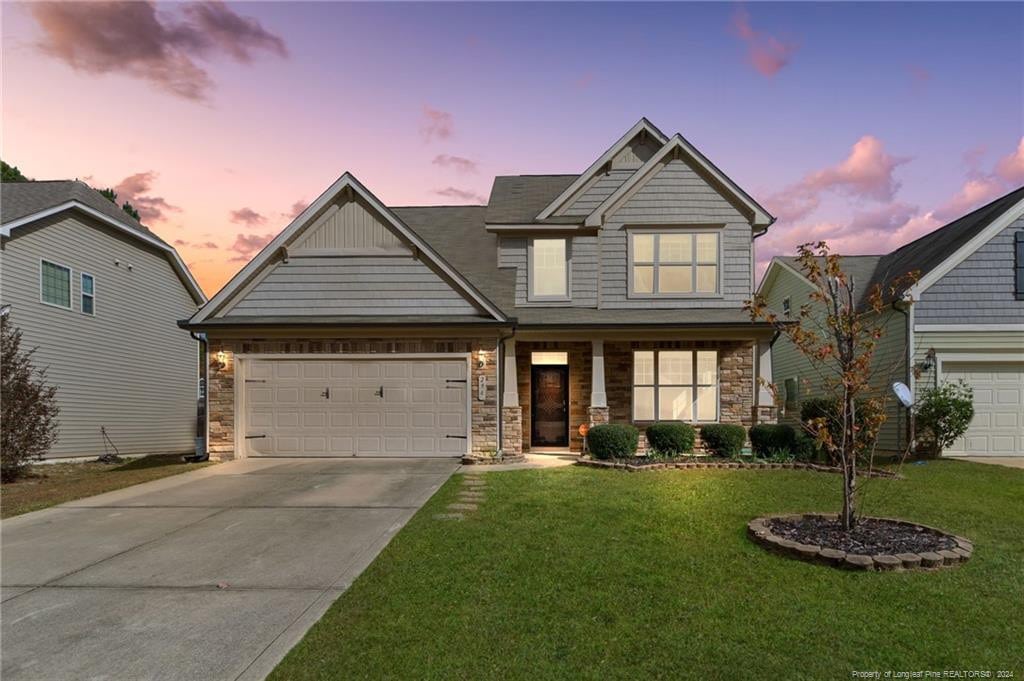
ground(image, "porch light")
xmin=477 ymin=349 xmax=487 ymax=368
xmin=216 ymin=350 xmax=228 ymax=368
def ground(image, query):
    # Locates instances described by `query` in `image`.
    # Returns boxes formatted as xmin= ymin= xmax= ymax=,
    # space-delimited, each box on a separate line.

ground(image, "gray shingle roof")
xmin=484 ymin=175 xmax=578 ymax=224
xmin=1 ymin=180 xmax=168 ymax=247
xmin=782 ymin=254 xmax=885 ymax=308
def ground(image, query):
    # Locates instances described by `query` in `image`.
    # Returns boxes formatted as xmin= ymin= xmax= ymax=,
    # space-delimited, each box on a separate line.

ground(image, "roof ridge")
xmin=393 ymin=204 xmax=487 ymax=209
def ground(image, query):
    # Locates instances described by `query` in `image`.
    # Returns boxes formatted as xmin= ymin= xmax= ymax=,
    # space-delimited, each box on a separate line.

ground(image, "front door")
xmin=531 ymin=365 xmax=569 ymax=447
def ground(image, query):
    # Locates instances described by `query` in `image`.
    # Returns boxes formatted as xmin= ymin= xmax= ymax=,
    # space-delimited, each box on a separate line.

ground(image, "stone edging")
xmin=576 ymin=458 xmax=902 ymax=479
xmin=747 ymin=513 xmax=973 ymax=571
xmin=462 ymin=454 xmax=526 ymax=466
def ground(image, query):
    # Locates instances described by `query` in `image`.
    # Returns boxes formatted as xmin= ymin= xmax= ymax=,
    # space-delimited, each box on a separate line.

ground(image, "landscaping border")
xmin=462 ymin=454 xmax=526 ymax=465
xmin=576 ymin=458 xmax=902 ymax=479
xmin=747 ymin=513 xmax=973 ymax=571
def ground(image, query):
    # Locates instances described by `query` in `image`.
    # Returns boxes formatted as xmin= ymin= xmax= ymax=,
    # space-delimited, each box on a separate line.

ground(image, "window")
xmin=529 ymin=238 xmax=569 ymax=300
xmin=40 ymin=260 xmax=71 ymax=309
xmin=631 ymin=232 xmax=719 ymax=296
xmin=531 ymin=351 xmax=568 ymax=365
xmin=782 ymin=296 xmax=791 ymax=317
xmin=81 ymin=273 xmax=95 ymax=315
xmin=784 ymin=378 xmax=798 ymax=413
xmin=633 ymin=350 xmax=718 ymax=422
xmin=1015 ymin=231 xmax=1024 ymax=300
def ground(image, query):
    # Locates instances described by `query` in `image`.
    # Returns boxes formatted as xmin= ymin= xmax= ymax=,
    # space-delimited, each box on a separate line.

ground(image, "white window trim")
xmin=80 ymin=272 xmax=96 ymax=316
xmin=627 ymin=228 xmax=724 ymax=298
xmin=632 ymin=350 xmax=719 ymax=423
xmin=527 ymin=236 xmax=571 ymax=302
xmin=39 ymin=258 xmax=73 ymax=310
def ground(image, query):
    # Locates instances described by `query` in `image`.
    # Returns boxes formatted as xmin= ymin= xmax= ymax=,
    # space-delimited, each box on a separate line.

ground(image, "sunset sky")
xmin=3 ymin=1 xmax=1023 ymax=296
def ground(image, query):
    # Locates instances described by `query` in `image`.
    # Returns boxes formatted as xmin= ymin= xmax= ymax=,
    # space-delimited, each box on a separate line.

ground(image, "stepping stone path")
xmin=435 ymin=473 xmax=487 ymax=520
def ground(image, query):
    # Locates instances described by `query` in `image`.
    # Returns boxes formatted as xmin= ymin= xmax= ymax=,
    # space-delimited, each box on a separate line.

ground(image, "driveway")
xmin=1 ymin=457 xmax=459 ymax=681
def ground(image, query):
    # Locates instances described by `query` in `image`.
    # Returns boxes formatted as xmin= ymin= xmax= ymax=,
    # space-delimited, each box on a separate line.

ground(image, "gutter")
xmin=185 ymin=331 xmax=210 ymax=463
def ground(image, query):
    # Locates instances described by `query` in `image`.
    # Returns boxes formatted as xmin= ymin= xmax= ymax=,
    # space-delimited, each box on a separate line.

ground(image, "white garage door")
xmin=942 ymin=362 xmax=1024 ymax=456
xmin=242 ymin=358 xmax=468 ymax=457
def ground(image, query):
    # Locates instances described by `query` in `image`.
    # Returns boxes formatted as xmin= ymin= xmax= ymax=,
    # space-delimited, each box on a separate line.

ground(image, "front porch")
xmin=499 ymin=335 xmax=776 ymax=457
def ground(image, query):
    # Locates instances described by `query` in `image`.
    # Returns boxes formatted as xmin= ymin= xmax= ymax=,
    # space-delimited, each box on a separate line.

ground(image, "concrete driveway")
xmin=1 ymin=457 xmax=459 ymax=681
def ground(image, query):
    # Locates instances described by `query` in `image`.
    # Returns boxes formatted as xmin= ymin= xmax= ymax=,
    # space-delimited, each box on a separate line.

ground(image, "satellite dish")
xmin=892 ymin=382 xmax=913 ymax=408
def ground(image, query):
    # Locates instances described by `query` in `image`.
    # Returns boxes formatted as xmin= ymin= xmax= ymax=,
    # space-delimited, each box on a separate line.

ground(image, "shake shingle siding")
xmin=916 ymin=217 xmax=1024 ymax=325
xmin=498 ymin=235 xmax=598 ymax=307
xmin=560 ymin=170 xmax=635 ymax=217
xmin=609 ymin=159 xmax=748 ymax=224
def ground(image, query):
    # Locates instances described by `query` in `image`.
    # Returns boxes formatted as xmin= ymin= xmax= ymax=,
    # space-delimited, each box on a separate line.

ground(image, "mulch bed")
xmin=765 ymin=515 xmax=955 ymax=555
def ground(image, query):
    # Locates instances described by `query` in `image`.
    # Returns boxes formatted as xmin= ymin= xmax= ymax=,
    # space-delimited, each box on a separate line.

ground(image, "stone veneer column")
xmin=501 ymin=338 xmax=523 ymax=456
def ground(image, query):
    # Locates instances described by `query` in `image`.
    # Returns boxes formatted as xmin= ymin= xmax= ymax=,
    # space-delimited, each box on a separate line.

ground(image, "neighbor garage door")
xmin=242 ymin=358 xmax=468 ymax=457
xmin=942 ymin=362 xmax=1024 ymax=456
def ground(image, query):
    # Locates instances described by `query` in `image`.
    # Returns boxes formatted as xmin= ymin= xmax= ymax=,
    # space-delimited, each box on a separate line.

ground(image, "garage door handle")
xmin=321 ymin=387 xmax=330 ymax=399
xmin=446 ymin=435 xmax=468 ymax=439
xmin=245 ymin=434 xmax=267 ymax=439
xmin=374 ymin=385 xmax=384 ymax=398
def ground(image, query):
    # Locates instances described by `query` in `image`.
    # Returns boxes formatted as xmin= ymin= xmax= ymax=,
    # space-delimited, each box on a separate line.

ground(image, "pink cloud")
xmin=112 ymin=171 xmax=180 ymax=223
xmin=730 ymin=7 xmax=798 ymax=77
xmin=432 ymin=154 xmax=478 ymax=174
xmin=765 ymin=135 xmax=909 ymax=221
xmin=995 ymin=137 xmax=1024 ymax=185
xmin=575 ymin=72 xmax=594 ymax=89
xmin=229 ymin=232 xmax=274 ymax=261
xmin=421 ymin=105 xmax=454 ymax=142
xmin=908 ymin=64 xmax=931 ymax=88
xmin=433 ymin=187 xmax=485 ymax=203
xmin=230 ymin=207 xmax=266 ymax=226
xmin=287 ymin=199 xmax=309 ymax=218
xmin=933 ymin=176 xmax=1007 ymax=222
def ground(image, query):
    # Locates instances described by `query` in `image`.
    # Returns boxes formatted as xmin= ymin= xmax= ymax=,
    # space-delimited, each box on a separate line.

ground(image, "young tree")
xmin=747 ymin=242 xmax=917 ymax=530
xmin=1 ymin=316 xmax=60 ymax=481
xmin=1 ymin=160 xmax=30 ymax=183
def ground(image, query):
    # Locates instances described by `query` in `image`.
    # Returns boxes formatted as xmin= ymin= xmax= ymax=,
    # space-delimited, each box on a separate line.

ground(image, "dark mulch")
xmin=765 ymin=516 xmax=956 ymax=555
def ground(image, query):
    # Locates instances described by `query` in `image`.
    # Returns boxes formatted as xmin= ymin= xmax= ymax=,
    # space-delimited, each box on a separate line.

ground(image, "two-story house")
xmin=1 ymin=180 xmax=206 ymax=459
xmin=182 ymin=119 xmax=779 ymax=461
xmin=758 ymin=186 xmax=1024 ymax=457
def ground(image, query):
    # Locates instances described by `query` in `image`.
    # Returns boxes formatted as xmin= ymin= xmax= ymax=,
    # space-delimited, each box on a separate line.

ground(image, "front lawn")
xmin=272 ymin=460 xmax=1024 ymax=680
xmin=1 ymin=454 xmax=212 ymax=518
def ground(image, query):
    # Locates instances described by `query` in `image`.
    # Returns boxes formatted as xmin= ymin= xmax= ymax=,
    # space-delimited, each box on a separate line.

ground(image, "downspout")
xmin=186 ymin=330 xmax=209 ymax=462
xmin=495 ymin=326 xmax=516 ymax=458
xmin=894 ymin=301 xmax=913 ymax=453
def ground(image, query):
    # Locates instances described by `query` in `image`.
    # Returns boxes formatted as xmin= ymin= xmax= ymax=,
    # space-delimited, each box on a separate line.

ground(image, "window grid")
xmin=529 ymin=237 xmax=569 ymax=300
xmin=632 ymin=350 xmax=719 ymax=422
xmin=1015 ymin=231 xmax=1024 ymax=300
xmin=81 ymin=273 xmax=95 ymax=315
xmin=41 ymin=260 xmax=71 ymax=309
xmin=631 ymin=232 xmax=719 ymax=296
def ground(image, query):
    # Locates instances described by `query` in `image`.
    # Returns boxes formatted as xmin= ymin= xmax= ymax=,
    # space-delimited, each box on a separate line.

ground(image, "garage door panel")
xmin=943 ymin=361 xmax=1023 ymax=456
xmin=356 ymin=363 xmax=382 ymax=379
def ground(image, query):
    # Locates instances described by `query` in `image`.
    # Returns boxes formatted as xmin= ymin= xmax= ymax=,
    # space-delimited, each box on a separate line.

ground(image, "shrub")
xmin=749 ymin=424 xmax=798 ymax=458
xmin=1 ymin=316 xmax=59 ymax=481
xmin=587 ymin=423 xmax=639 ymax=460
xmin=798 ymin=396 xmax=884 ymax=464
xmin=699 ymin=424 xmax=746 ymax=457
xmin=792 ymin=431 xmax=818 ymax=462
xmin=644 ymin=423 xmax=695 ymax=458
xmin=915 ymin=381 xmax=974 ymax=457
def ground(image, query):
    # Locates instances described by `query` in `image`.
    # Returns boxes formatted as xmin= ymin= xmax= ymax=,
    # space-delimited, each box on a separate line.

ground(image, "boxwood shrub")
xmin=644 ymin=423 xmax=696 ymax=457
xmin=749 ymin=424 xmax=798 ymax=458
xmin=699 ymin=423 xmax=746 ymax=457
xmin=587 ymin=423 xmax=639 ymax=460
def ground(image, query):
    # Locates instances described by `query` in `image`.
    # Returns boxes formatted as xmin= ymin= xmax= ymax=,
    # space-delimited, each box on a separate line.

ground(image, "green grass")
xmin=1 ymin=454 xmax=212 ymax=518
xmin=272 ymin=460 xmax=1024 ymax=680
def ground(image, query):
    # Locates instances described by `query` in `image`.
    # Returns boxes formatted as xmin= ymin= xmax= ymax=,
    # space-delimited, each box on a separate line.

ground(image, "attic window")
xmin=782 ymin=297 xmax=791 ymax=316
xmin=1015 ymin=231 xmax=1024 ymax=300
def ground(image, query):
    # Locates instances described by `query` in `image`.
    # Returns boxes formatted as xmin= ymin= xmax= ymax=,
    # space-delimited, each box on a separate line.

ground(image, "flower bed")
xmin=747 ymin=513 xmax=973 ymax=571
xmin=576 ymin=458 xmax=902 ymax=479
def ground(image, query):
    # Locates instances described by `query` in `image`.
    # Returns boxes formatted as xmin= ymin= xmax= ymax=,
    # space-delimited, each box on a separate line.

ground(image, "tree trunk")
xmin=841 ymin=462 xmax=856 ymax=530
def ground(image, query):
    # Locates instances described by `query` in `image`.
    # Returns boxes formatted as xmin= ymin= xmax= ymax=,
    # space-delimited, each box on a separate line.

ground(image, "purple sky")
xmin=3 ymin=1 xmax=1022 ymax=294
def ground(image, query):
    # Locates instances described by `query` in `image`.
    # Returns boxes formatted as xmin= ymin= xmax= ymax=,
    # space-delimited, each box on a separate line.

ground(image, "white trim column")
xmin=591 ymin=339 xmax=607 ymax=408
xmin=502 ymin=338 xmax=519 ymax=407
xmin=756 ymin=340 xmax=773 ymax=405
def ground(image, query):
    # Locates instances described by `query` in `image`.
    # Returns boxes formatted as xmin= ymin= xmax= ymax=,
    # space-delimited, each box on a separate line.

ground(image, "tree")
xmin=1 ymin=160 xmax=30 ymax=183
xmin=747 ymin=242 xmax=917 ymax=530
xmin=98 ymin=188 xmax=142 ymax=222
xmin=99 ymin=188 xmax=118 ymax=203
xmin=1 ymin=316 xmax=60 ymax=481
xmin=121 ymin=201 xmax=141 ymax=221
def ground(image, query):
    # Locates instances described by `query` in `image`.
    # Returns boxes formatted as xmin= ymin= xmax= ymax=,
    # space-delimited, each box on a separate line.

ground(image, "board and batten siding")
xmin=1 ymin=212 xmax=199 ymax=458
xmin=916 ymin=215 xmax=1024 ymax=325
xmin=497 ymin=235 xmax=598 ymax=307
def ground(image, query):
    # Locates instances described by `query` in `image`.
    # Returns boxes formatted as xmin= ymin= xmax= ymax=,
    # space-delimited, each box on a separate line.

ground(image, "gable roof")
xmin=535 ymin=118 xmax=668 ymax=220
xmin=484 ymin=175 xmax=578 ymax=224
xmin=585 ymin=134 xmax=774 ymax=228
xmin=190 ymin=173 xmax=507 ymax=324
xmin=0 ymin=180 xmax=205 ymax=303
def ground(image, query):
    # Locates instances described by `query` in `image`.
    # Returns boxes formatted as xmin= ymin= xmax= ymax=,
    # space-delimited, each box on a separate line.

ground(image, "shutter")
xmin=1016 ymin=231 xmax=1024 ymax=300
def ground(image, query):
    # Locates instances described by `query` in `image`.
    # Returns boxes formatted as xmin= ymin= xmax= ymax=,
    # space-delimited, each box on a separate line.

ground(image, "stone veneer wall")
xmin=516 ymin=341 xmax=592 ymax=452
xmin=206 ymin=336 xmax=499 ymax=461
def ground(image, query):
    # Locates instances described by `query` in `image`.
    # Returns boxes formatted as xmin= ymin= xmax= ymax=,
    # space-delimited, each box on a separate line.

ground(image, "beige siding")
xmin=1 ymin=212 xmax=199 ymax=458
xmin=764 ymin=265 xmax=909 ymax=452
xmin=292 ymin=198 xmax=407 ymax=251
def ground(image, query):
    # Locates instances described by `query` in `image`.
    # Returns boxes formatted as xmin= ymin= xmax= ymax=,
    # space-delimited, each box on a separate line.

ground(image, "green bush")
xmin=587 ymin=423 xmax=639 ymax=460
xmin=915 ymin=381 xmax=974 ymax=457
xmin=749 ymin=424 xmax=798 ymax=458
xmin=792 ymin=431 xmax=819 ymax=462
xmin=644 ymin=423 xmax=695 ymax=458
xmin=699 ymin=424 xmax=746 ymax=457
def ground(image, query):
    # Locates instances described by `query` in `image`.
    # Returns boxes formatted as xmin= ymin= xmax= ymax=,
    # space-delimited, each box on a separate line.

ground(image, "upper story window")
xmin=630 ymin=231 xmax=719 ymax=296
xmin=81 ymin=273 xmax=95 ymax=315
xmin=1015 ymin=231 xmax=1023 ymax=300
xmin=529 ymin=237 xmax=569 ymax=301
xmin=40 ymin=260 xmax=72 ymax=309
xmin=633 ymin=349 xmax=718 ymax=422
xmin=782 ymin=296 xmax=792 ymax=316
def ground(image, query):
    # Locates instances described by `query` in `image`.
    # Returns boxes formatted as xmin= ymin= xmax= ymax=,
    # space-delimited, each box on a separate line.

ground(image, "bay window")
xmin=633 ymin=349 xmax=719 ymax=422
xmin=630 ymin=231 xmax=719 ymax=295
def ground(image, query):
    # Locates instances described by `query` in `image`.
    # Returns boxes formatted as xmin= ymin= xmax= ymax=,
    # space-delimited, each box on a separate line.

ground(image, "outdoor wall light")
xmin=476 ymin=349 xmax=487 ymax=368
xmin=215 ymin=350 xmax=229 ymax=369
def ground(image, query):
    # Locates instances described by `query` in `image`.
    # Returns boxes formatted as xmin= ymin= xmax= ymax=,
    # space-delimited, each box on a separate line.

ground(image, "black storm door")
xmin=531 ymin=365 xmax=569 ymax=447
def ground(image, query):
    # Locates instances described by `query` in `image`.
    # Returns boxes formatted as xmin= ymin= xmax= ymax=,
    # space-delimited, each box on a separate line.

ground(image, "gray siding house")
xmin=183 ymin=119 xmax=781 ymax=461
xmin=758 ymin=186 xmax=1024 ymax=457
xmin=1 ymin=181 xmax=206 ymax=459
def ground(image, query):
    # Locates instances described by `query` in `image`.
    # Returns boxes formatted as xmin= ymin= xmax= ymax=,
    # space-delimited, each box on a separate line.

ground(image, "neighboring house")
xmin=182 ymin=118 xmax=781 ymax=461
xmin=758 ymin=186 xmax=1024 ymax=457
xmin=0 ymin=181 xmax=206 ymax=459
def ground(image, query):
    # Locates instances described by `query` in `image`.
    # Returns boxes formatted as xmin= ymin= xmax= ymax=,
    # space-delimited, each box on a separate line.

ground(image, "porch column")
xmin=589 ymin=339 xmax=610 ymax=425
xmin=755 ymin=340 xmax=777 ymax=424
xmin=500 ymin=338 xmax=523 ymax=457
